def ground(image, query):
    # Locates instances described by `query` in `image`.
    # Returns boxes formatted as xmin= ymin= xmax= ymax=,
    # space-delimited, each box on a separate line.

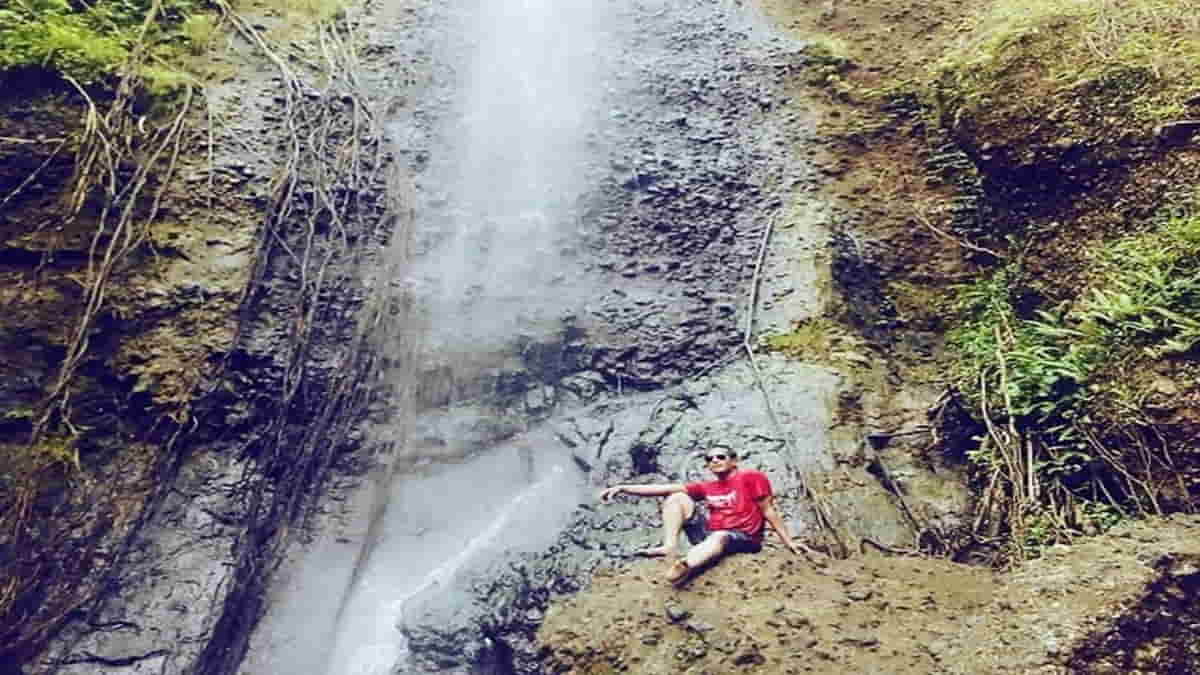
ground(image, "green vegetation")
xmin=280 ymin=0 xmax=347 ymax=23
xmin=948 ymin=200 xmax=1200 ymax=557
xmin=764 ymin=318 xmax=839 ymax=358
xmin=762 ymin=317 xmax=870 ymax=367
xmin=0 ymin=0 xmax=216 ymax=92
xmin=935 ymin=0 xmax=1200 ymax=125
xmin=801 ymin=39 xmax=855 ymax=89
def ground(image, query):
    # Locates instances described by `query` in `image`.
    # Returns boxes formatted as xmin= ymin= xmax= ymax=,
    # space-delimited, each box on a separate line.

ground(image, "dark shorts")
xmin=683 ymin=511 xmax=763 ymax=554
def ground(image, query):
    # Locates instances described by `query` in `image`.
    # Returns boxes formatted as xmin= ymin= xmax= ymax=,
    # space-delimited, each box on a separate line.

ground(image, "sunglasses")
xmin=705 ymin=453 xmax=731 ymax=462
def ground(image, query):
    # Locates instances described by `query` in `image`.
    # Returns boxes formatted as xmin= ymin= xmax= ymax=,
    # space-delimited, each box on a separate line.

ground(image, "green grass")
xmin=935 ymin=0 xmax=1200 ymax=125
xmin=0 ymin=0 xmax=357 ymax=94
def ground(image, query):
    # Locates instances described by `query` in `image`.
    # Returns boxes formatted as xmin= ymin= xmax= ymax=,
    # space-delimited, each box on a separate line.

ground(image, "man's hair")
xmin=709 ymin=444 xmax=737 ymax=458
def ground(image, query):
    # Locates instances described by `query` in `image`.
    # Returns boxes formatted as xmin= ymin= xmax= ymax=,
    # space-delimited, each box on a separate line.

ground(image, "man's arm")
xmin=758 ymin=495 xmax=821 ymax=559
xmin=600 ymin=483 xmax=687 ymax=502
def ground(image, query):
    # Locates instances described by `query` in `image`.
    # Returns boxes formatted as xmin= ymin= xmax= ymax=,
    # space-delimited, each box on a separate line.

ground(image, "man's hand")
xmin=786 ymin=539 xmax=827 ymax=566
xmin=599 ymin=485 xmax=624 ymax=503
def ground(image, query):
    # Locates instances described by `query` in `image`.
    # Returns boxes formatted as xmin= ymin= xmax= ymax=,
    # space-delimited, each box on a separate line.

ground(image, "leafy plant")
xmin=0 ymin=0 xmax=129 ymax=84
xmin=947 ymin=201 xmax=1200 ymax=560
xmin=0 ymin=0 xmax=209 ymax=89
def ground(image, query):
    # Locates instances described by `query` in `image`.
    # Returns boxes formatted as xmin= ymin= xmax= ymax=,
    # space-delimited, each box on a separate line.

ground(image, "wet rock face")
xmin=6 ymin=10 xmax=401 ymax=672
xmin=401 ymin=3 xmax=818 ymax=404
xmin=400 ymin=352 xmax=850 ymax=674
xmin=579 ymin=9 xmax=814 ymax=389
xmin=829 ymin=229 xmax=898 ymax=344
xmin=385 ymin=1 xmax=851 ymax=672
xmin=0 ymin=84 xmax=260 ymax=669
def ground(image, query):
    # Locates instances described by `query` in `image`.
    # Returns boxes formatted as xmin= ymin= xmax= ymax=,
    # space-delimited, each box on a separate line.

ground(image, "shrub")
xmin=948 ymin=197 xmax=1200 ymax=557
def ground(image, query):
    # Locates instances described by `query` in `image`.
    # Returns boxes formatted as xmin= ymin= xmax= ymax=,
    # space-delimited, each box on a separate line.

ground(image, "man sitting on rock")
xmin=600 ymin=446 xmax=812 ymax=585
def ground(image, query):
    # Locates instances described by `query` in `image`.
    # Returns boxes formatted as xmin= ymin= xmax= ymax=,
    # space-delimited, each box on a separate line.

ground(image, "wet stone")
xmin=733 ymin=646 xmax=766 ymax=666
xmin=665 ymin=603 xmax=692 ymax=623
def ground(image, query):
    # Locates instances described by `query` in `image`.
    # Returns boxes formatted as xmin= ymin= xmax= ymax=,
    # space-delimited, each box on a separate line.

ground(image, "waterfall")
xmin=325 ymin=454 xmax=576 ymax=675
xmin=324 ymin=1 xmax=618 ymax=672
xmin=242 ymin=0 xmax=838 ymax=672
xmin=414 ymin=0 xmax=610 ymax=359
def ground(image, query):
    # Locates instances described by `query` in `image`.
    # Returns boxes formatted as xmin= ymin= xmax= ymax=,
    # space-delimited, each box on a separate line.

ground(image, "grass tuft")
xmin=936 ymin=0 xmax=1200 ymax=126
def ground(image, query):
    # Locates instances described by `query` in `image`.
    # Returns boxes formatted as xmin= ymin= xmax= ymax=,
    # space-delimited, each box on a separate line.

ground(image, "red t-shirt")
xmin=685 ymin=468 xmax=773 ymax=540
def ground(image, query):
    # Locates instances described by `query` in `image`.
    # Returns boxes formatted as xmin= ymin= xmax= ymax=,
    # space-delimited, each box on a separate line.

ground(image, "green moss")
xmin=0 ymin=0 xmax=213 ymax=94
xmin=888 ymin=279 xmax=955 ymax=330
xmin=761 ymin=317 xmax=870 ymax=367
xmin=0 ymin=434 xmax=81 ymax=474
xmin=763 ymin=318 xmax=837 ymax=359
xmin=35 ymin=434 xmax=80 ymax=472
xmin=805 ymin=36 xmax=853 ymax=67
xmin=281 ymin=0 xmax=348 ymax=23
xmin=179 ymin=12 xmax=219 ymax=53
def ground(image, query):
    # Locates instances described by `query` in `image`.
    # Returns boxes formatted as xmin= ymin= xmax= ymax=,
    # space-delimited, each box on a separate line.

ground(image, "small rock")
xmin=783 ymin=613 xmax=811 ymax=629
xmin=841 ymin=633 xmax=879 ymax=648
xmin=665 ymin=603 xmax=691 ymax=623
xmin=733 ymin=646 xmax=766 ymax=666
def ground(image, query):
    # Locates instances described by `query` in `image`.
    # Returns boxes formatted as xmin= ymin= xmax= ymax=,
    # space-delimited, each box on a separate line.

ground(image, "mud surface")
xmin=539 ymin=516 xmax=1200 ymax=675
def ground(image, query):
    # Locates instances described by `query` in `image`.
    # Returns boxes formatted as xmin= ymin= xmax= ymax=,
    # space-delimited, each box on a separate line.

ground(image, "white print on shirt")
xmin=706 ymin=491 xmax=736 ymax=509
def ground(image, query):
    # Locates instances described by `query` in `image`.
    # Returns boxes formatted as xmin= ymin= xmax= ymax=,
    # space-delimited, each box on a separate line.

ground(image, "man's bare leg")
xmin=684 ymin=532 xmax=729 ymax=569
xmin=666 ymin=531 xmax=728 ymax=585
xmin=636 ymin=492 xmax=694 ymax=559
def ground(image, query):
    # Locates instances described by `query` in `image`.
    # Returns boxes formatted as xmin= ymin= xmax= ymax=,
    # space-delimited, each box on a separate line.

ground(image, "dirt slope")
xmin=538 ymin=515 xmax=1200 ymax=674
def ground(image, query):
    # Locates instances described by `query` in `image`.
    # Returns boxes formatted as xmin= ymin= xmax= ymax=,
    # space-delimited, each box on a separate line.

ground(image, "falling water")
xmin=324 ymin=1 xmax=620 ymax=672
xmin=413 ymin=0 xmax=612 ymax=358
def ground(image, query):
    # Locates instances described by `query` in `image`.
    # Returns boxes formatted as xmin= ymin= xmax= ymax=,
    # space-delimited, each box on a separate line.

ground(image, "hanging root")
xmin=741 ymin=212 xmax=850 ymax=559
xmin=0 ymin=0 xmax=209 ymax=658
xmin=189 ymin=6 xmax=415 ymax=674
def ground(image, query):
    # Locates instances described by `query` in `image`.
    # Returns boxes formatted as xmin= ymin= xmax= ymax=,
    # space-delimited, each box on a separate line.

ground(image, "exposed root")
xmin=189 ymin=4 xmax=414 ymax=673
xmin=741 ymin=212 xmax=850 ymax=559
xmin=2 ymin=0 xmax=411 ymax=666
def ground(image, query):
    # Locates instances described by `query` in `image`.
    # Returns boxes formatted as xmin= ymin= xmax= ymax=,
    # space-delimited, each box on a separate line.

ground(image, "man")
xmin=599 ymin=447 xmax=811 ymax=585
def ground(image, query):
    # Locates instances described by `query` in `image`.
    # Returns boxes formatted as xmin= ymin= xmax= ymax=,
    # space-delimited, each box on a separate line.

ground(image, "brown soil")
xmin=762 ymin=0 xmax=993 ymax=334
xmin=764 ymin=0 xmax=1200 ymax=511
xmin=538 ymin=516 xmax=1200 ymax=674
